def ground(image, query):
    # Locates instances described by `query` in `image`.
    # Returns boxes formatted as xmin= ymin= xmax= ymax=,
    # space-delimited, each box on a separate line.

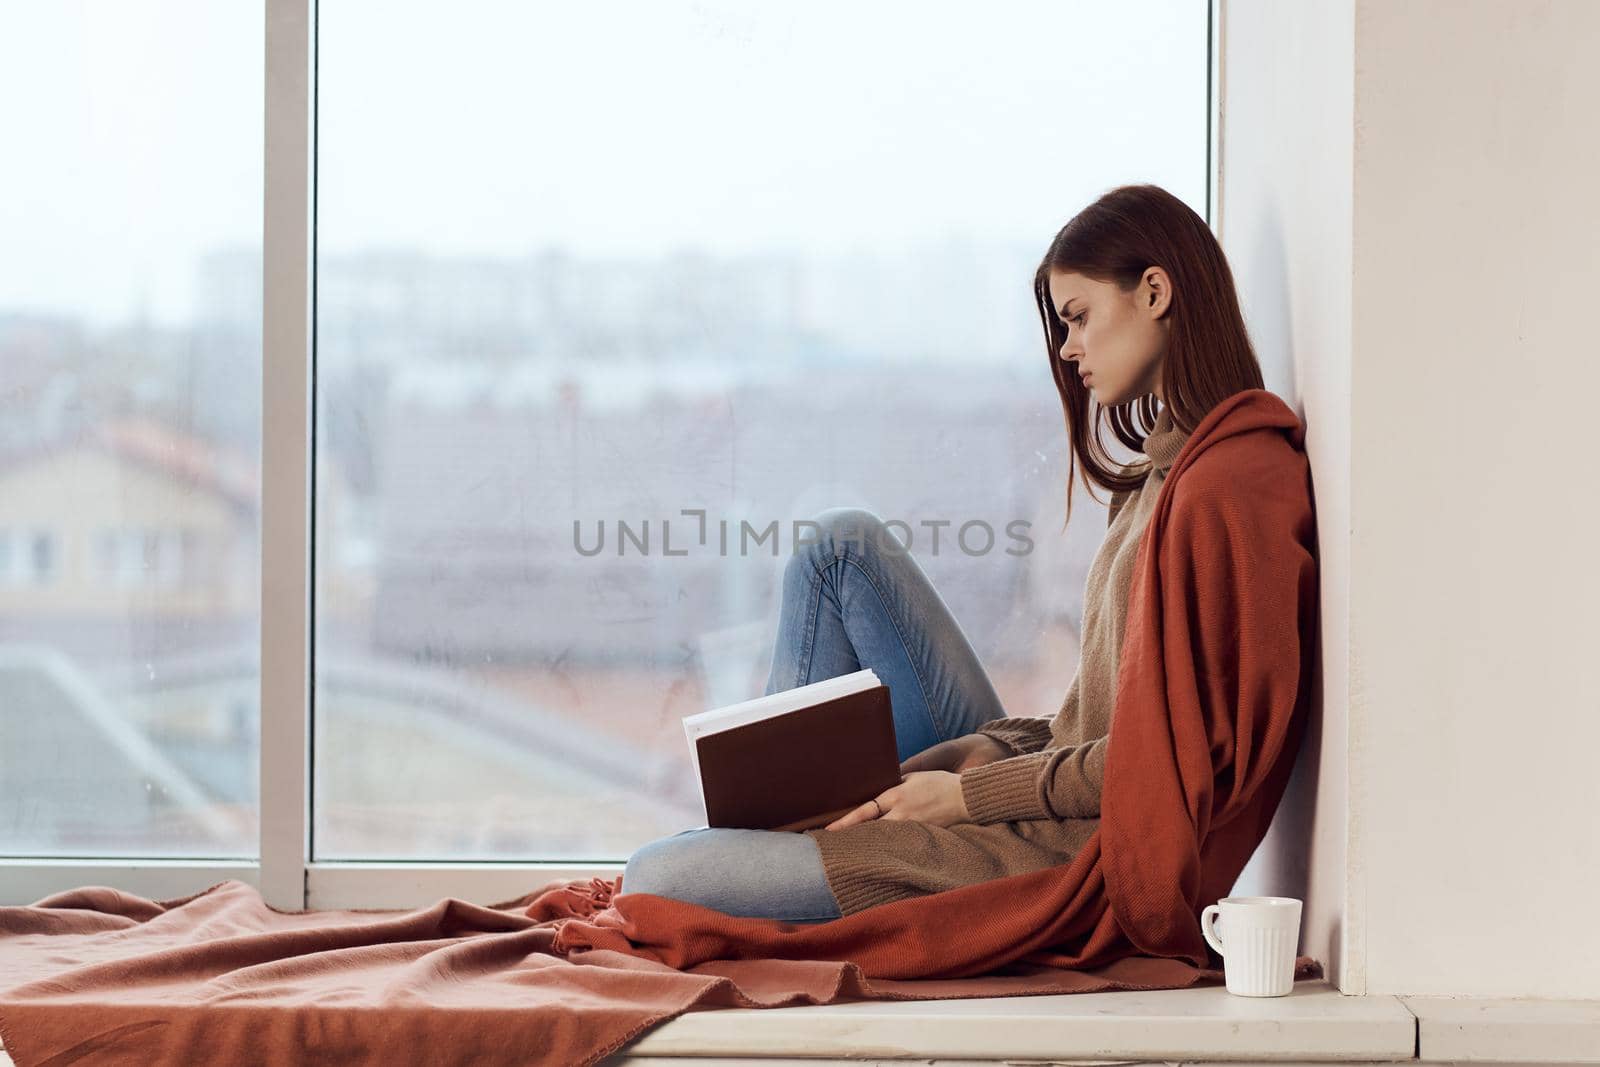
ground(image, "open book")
xmin=682 ymin=668 xmax=903 ymax=832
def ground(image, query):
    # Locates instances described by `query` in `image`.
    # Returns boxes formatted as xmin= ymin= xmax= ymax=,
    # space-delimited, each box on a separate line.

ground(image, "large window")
xmin=2 ymin=0 xmax=1209 ymax=900
xmin=0 ymin=2 xmax=262 ymax=859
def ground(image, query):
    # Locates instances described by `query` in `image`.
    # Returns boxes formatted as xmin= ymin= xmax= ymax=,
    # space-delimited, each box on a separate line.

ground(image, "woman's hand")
xmin=899 ymin=732 xmax=1011 ymax=775
xmin=823 ymin=769 xmax=972 ymax=831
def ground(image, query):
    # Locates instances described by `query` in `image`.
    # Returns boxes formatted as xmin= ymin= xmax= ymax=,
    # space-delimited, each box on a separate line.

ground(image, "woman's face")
xmin=1047 ymin=267 xmax=1172 ymax=407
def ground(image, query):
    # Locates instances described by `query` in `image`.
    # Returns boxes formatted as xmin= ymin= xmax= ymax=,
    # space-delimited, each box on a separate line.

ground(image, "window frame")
xmin=1 ymin=0 xmax=1222 ymax=909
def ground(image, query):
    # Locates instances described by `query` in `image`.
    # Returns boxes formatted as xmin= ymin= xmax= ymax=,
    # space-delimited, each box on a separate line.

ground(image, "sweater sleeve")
xmin=970 ymin=715 xmax=1056 ymax=756
xmin=958 ymin=735 xmax=1107 ymax=824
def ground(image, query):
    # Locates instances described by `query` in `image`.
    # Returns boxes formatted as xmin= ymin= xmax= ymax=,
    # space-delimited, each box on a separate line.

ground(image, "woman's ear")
xmin=1142 ymin=266 xmax=1173 ymax=319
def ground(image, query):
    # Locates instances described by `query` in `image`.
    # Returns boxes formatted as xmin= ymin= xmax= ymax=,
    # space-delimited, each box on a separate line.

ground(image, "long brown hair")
xmin=1033 ymin=183 xmax=1263 ymax=528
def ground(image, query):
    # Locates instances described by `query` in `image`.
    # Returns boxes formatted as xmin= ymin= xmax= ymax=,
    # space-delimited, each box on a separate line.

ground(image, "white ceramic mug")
xmin=1199 ymin=895 xmax=1302 ymax=996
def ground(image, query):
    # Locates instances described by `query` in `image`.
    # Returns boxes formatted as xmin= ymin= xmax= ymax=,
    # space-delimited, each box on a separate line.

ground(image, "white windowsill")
xmin=602 ymin=979 xmax=1416 ymax=1064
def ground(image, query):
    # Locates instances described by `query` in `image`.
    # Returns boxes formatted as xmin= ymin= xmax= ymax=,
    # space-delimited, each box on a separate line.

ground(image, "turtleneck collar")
xmin=1142 ymin=405 xmax=1190 ymax=474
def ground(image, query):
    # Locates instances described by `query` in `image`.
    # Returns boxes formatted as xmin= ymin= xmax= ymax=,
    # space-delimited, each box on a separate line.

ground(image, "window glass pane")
xmin=314 ymin=0 xmax=1207 ymax=860
xmin=0 ymin=3 xmax=262 ymax=858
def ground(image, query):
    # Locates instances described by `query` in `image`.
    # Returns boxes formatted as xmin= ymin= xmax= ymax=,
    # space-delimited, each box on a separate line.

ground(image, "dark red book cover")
xmin=693 ymin=683 xmax=902 ymax=832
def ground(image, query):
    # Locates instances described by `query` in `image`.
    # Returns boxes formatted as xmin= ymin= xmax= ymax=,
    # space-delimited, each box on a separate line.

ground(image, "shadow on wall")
xmin=1222 ymin=200 xmax=1342 ymax=983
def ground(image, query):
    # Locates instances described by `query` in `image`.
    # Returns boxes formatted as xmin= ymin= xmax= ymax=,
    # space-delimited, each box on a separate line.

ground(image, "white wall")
xmin=1221 ymin=0 xmax=1600 ymax=998
xmin=1214 ymin=0 xmax=1356 ymax=994
xmin=1350 ymin=0 xmax=1600 ymax=998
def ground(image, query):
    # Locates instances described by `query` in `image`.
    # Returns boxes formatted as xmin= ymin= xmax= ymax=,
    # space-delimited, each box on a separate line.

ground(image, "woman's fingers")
xmin=824 ymin=800 xmax=877 ymax=831
xmin=900 ymin=740 xmax=957 ymax=775
xmin=824 ymin=790 xmax=894 ymax=831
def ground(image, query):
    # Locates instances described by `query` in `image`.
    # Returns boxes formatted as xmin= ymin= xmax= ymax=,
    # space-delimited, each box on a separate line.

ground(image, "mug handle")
xmin=1200 ymin=904 xmax=1225 ymax=957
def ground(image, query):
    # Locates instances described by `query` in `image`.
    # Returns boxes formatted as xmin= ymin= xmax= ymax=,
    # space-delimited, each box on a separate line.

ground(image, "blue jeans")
xmin=621 ymin=506 xmax=1010 ymax=922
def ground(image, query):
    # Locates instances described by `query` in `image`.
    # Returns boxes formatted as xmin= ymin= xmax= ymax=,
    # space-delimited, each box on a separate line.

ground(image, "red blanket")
xmin=0 ymin=388 xmax=1320 ymax=1066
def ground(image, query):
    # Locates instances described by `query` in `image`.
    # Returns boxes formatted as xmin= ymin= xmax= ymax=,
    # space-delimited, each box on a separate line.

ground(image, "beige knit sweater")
xmin=803 ymin=405 xmax=1192 ymax=916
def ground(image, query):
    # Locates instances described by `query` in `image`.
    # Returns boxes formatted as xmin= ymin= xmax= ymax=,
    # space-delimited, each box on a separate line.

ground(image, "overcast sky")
xmin=1 ymin=0 xmax=1206 ymax=326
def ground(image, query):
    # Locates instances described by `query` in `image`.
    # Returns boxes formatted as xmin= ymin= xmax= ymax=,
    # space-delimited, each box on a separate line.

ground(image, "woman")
xmin=622 ymin=182 xmax=1272 ymax=923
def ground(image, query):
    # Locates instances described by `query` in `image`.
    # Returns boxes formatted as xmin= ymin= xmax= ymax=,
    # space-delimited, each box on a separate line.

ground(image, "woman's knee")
xmin=621 ymin=831 xmax=707 ymax=898
xmin=793 ymin=507 xmax=898 ymax=566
